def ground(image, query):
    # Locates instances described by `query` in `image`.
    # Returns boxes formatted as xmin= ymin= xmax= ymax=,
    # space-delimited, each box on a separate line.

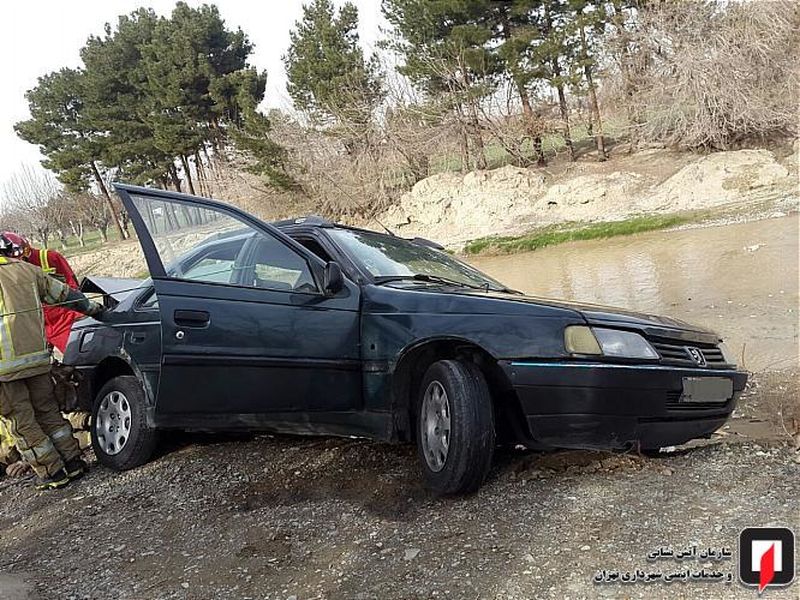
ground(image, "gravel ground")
xmin=0 ymin=371 xmax=798 ymax=600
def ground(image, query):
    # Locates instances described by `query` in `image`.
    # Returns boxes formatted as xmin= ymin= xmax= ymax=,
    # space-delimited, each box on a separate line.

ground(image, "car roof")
xmin=273 ymin=217 xmax=446 ymax=251
xmin=271 ymin=215 xmax=336 ymax=229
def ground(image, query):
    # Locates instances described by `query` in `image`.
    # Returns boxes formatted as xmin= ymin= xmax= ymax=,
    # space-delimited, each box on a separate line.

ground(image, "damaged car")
xmin=64 ymin=184 xmax=748 ymax=494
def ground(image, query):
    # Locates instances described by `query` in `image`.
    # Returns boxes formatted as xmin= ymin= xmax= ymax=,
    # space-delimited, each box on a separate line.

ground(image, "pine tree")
xmin=223 ymin=70 xmax=295 ymax=189
xmin=568 ymin=0 xmax=608 ymax=159
xmin=284 ymin=0 xmax=383 ymax=128
xmin=382 ymin=0 xmax=500 ymax=170
xmin=491 ymin=0 xmax=548 ymax=165
xmin=81 ymin=9 xmax=175 ymax=187
xmin=15 ymin=68 xmax=126 ymax=238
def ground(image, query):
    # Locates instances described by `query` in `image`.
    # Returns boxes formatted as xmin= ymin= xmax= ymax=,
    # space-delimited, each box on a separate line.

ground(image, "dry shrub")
xmin=610 ymin=0 xmax=800 ymax=149
xmin=263 ymin=100 xmax=456 ymax=221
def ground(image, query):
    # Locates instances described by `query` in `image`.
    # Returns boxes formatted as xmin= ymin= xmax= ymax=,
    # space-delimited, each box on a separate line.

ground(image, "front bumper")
xmin=502 ymin=361 xmax=748 ymax=450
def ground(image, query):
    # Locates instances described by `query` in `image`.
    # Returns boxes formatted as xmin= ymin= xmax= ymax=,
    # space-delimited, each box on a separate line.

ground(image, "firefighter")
xmin=0 ymin=234 xmax=104 ymax=490
xmin=1 ymin=232 xmax=93 ymax=432
xmin=1 ymin=232 xmax=80 ymax=355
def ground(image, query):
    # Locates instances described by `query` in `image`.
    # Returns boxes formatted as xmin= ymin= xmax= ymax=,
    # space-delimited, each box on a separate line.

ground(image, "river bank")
xmin=379 ymin=146 xmax=798 ymax=251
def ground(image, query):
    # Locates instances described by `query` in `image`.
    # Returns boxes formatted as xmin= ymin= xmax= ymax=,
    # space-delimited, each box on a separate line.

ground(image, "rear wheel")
xmin=416 ymin=360 xmax=495 ymax=495
xmin=91 ymin=376 xmax=158 ymax=471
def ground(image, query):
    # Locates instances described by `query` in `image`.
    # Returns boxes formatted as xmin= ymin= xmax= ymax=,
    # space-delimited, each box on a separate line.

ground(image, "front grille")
xmin=649 ymin=338 xmax=728 ymax=368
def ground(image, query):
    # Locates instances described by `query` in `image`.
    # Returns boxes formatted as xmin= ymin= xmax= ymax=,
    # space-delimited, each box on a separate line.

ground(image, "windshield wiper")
xmin=374 ymin=274 xmax=499 ymax=291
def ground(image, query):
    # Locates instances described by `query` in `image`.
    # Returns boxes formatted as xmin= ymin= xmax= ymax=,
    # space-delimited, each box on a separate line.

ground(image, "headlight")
xmin=564 ymin=325 xmax=602 ymax=355
xmin=565 ymin=326 xmax=659 ymax=359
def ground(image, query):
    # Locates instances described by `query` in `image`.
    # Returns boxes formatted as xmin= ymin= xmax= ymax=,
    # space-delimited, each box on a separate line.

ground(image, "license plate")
xmin=680 ymin=377 xmax=733 ymax=403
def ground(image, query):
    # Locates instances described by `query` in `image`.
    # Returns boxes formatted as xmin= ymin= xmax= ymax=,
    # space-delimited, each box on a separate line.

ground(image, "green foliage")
xmin=80 ymin=8 xmax=169 ymax=185
xmin=382 ymin=0 xmax=500 ymax=100
xmin=284 ymin=0 xmax=383 ymax=125
xmin=230 ymin=108 xmax=295 ymax=190
xmin=16 ymin=3 xmax=279 ymax=190
xmin=15 ymin=68 xmax=98 ymax=192
xmin=463 ymin=214 xmax=693 ymax=255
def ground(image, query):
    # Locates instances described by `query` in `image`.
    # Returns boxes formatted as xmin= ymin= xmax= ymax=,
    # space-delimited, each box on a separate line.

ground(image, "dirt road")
xmin=0 ymin=368 xmax=797 ymax=600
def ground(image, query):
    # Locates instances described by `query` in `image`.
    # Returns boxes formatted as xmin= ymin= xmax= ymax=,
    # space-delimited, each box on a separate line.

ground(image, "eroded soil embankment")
xmin=380 ymin=148 xmax=798 ymax=247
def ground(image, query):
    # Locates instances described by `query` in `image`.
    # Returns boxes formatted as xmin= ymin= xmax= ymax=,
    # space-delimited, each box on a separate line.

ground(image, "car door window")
xmin=247 ymin=236 xmax=318 ymax=292
xmin=127 ymin=193 xmax=317 ymax=293
xmin=175 ymin=242 xmax=242 ymax=284
xmin=295 ymin=238 xmax=333 ymax=263
xmin=137 ymin=288 xmax=159 ymax=310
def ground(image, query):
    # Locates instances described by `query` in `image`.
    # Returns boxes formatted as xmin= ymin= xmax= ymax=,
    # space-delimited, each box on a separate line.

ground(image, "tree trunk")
xmin=91 ymin=161 xmax=127 ymax=240
xmin=454 ymin=104 xmax=471 ymax=173
xmin=520 ymin=89 xmax=546 ymax=167
xmin=580 ymin=25 xmax=607 ymax=161
xmin=98 ymin=225 xmax=109 ymax=243
xmin=552 ymin=64 xmax=575 ymax=161
xmin=468 ymin=101 xmax=487 ymax=170
xmin=77 ymin=221 xmax=85 ymax=248
xmin=611 ymin=8 xmax=641 ymax=152
xmin=460 ymin=68 xmax=486 ymax=171
xmin=500 ymin=7 xmax=545 ymax=168
xmin=194 ymin=151 xmax=207 ymax=196
xmin=180 ymin=155 xmax=196 ymax=196
xmin=169 ymin=165 xmax=182 ymax=192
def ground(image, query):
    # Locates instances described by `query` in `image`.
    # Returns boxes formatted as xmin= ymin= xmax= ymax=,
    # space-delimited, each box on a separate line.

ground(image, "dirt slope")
xmin=380 ymin=148 xmax=798 ymax=247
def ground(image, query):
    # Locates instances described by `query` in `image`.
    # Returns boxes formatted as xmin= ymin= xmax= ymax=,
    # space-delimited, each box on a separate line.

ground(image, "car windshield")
xmin=328 ymin=228 xmax=509 ymax=291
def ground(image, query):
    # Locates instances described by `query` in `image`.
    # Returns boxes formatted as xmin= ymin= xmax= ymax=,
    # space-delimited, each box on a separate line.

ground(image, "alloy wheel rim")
xmin=96 ymin=391 xmax=132 ymax=456
xmin=421 ymin=380 xmax=451 ymax=472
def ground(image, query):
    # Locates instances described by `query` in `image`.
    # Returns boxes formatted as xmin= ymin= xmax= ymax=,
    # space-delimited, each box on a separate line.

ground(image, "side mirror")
xmin=322 ymin=261 xmax=344 ymax=295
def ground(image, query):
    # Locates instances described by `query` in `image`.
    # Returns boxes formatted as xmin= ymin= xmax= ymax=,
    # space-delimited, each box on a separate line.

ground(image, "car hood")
xmin=451 ymin=288 xmax=720 ymax=342
xmin=80 ymin=276 xmax=144 ymax=308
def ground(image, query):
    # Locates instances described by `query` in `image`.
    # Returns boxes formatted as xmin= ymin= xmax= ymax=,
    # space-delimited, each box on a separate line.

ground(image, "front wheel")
xmin=91 ymin=375 xmax=158 ymax=471
xmin=416 ymin=360 xmax=495 ymax=495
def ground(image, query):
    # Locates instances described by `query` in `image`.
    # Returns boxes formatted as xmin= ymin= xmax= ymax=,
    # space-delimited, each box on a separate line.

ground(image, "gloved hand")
xmin=5 ymin=461 xmax=31 ymax=478
xmin=87 ymin=301 xmax=106 ymax=320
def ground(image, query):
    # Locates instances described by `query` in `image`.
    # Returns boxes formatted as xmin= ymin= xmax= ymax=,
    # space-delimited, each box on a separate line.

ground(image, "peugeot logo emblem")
xmin=685 ymin=347 xmax=707 ymax=366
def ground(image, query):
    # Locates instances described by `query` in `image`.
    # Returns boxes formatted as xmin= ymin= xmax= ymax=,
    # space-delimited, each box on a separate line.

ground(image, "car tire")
xmin=416 ymin=359 xmax=495 ymax=495
xmin=91 ymin=375 xmax=158 ymax=471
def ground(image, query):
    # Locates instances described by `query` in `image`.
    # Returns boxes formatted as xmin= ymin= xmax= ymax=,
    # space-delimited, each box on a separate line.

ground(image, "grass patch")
xmin=462 ymin=214 xmax=695 ymax=255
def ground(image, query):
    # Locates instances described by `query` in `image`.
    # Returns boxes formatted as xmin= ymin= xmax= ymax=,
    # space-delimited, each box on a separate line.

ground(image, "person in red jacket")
xmin=1 ymin=232 xmax=81 ymax=355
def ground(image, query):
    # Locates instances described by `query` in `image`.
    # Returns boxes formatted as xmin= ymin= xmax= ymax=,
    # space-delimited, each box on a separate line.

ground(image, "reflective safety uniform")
xmin=26 ymin=247 xmax=81 ymax=354
xmin=0 ymin=417 xmax=21 ymax=466
xmin=0 ymin=257 xmax=99 ymax=478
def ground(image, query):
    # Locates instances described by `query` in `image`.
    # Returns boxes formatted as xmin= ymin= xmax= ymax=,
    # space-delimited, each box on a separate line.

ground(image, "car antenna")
xmin=318 ymin=170 xmax=397 ymax=236
xmin=373 ymin=217 xmax=396 ymax=237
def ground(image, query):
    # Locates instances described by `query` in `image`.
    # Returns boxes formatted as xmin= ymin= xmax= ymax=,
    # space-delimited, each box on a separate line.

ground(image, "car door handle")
xmin=173 ymin=309 xmax=210 ymax=328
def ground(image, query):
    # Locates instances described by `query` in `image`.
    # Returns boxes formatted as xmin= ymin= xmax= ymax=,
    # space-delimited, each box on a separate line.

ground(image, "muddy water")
xmin=469 ymin=216 xmax=799 ymax=373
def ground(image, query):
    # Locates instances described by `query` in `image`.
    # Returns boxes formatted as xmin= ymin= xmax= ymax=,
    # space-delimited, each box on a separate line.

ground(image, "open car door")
xmin=114 ymin=183 xmax=362 ymax=430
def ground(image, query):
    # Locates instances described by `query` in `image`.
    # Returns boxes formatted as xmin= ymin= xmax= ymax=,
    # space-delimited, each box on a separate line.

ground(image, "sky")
xmin=0 ymin=0 xmax=386 ymax=192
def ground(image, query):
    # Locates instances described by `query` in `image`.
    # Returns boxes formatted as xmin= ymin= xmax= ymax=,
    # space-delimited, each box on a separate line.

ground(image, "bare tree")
xmin=1 ymin=165 xmax=61 ymax=247
xmin=606 ymin=0 xmax=800 ymax=149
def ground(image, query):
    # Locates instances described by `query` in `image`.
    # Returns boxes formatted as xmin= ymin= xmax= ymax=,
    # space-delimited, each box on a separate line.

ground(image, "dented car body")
xmin=65 ymin=184 xmax=748 ymax=494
